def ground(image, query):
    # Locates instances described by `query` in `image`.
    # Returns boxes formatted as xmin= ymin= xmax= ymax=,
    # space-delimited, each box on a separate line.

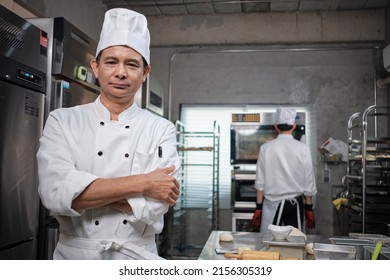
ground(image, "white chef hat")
xmin=96 ymin=8 xmax=150 ymax=64
xmin=276 ymin=107 xmax=296 ymax=125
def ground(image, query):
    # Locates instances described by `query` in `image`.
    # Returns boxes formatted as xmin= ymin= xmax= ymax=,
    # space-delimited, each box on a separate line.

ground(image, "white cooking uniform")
xmin=254 ymin=134 xmax=317 ymax=233
xmin=37 ymin=96 xmax=180 ymax=259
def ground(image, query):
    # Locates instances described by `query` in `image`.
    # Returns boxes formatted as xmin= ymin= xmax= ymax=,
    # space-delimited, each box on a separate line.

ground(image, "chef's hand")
xmin=251 ymin=203 xmax=263 ymax=232
xmin=144 ymin=165 xmax=180 ymax=206
xmin=305 ymin=204 xmax=315 ymax=229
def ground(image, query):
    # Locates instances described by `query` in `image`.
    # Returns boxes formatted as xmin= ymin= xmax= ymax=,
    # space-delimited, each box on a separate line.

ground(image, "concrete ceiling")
xmin=100 ymin=0 xmax=390 ymax=16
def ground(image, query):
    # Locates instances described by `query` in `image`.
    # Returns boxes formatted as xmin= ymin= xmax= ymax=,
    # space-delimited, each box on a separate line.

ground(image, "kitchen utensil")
xmin=363 ymin=245 xmax=390 ymax=260
xmin=215 ymin=248 xmax=237 ymax=254
xmin=268 ymin=224 xmax=293 ymax=240
xmin=262 ymin=234 xmax=306 ymax=259
xmin=348 ymin=233 xmax=390 ymax=246
xmin=223 ymin=250 xmax=298 ymax=260
xmin=224 ymin=250 xmax=279 ymax=260
xmin=313 ymin=243 xmax=356 ymax=260
xmin=371 ymin=241 xmax=382 ymax=260
xmin=329 ymin=237 xmax=371 ymax=260
xmin=262 ymin=233 xmax=306 ymax=246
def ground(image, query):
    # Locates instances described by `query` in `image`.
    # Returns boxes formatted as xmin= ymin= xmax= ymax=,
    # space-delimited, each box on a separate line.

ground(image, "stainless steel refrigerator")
xmin=27 ymin=16 xmax=100 ymax=259
xmin=0 ymin=4 xmax=47 ymax=259
xmin=28 ymin=17 xmax=100 ymax=117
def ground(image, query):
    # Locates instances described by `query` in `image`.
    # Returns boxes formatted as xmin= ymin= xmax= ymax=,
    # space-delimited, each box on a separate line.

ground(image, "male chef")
xmin=37 ymin=8 xmax=180 ymax=259
xmin=251 ymin=107 xmax=317 ymax=233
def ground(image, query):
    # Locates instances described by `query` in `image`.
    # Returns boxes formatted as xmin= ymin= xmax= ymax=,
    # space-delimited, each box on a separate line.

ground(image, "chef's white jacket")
xmin=255 ymin=134 xmax=317 ymax=232
xmin=255 ymin=134 xmax=317 ymax=201
xmin=37 ymin=96 xmax=180 ymax=258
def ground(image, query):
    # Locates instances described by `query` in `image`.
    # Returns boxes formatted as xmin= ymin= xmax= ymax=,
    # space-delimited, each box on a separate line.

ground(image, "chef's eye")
xmin=105 ymin=60 xmax=116 ymax=65
xmin=127 ymin=62 xmax=139 ymax=68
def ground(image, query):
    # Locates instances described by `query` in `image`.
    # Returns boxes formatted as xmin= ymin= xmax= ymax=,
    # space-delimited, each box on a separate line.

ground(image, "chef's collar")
xmin=94 ymin=95 xmax=140 ymax=121
xmin=277 ymin=134 xmax=293 ymax=139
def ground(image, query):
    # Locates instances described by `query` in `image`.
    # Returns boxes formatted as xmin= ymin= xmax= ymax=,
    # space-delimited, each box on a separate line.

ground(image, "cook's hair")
xmin=276 ymin=124 xmax=293 ymax=131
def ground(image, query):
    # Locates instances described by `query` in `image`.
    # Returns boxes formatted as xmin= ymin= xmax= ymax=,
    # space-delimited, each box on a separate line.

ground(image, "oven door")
xmin=230 ymin=124 xmax=276 ymax=165
xmin=232 ymin=212 xmax=254 ymax=232
xmin=232 ymin=173 xmax=256 ymax=232
xmin=231 ymin=173 xmax=257 ymax=208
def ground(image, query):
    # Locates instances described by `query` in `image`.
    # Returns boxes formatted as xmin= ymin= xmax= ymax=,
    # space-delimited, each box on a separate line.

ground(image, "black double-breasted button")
xmin=123 ymin=220 xmax=127 ymax=225
xmin=124 ymin=153 xmax=129 ymax=158
xmin=100 ymin=121 xmax=105 ymax=126
xmin=125 ymin=125 xmax=130 ymax=129
xmin=98 ymin=151 xmax=103 ymax=156
xmin=95 ymin=220 xmax=99 ymax=226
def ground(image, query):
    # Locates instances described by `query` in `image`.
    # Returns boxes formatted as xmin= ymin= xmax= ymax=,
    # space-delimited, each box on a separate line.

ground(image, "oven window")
xmin=231 ymin=125 xmax=276 ymax=164
xmin=232 ymin=212 xmax=254 ymax=232
xmin=235 ymin=219 xmax=252 ymax=232
xmin=235 ymin=181 xmax=256 ymax=202
xmin=231 ymin=124 xmax=306 ymax=164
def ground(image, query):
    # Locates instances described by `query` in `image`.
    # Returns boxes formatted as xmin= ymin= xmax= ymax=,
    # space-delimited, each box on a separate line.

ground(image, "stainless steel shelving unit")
xmin=167 ymin=120 xmax=220 ymax=258
xmin=346 ymin=105 xmax=390 ymax=235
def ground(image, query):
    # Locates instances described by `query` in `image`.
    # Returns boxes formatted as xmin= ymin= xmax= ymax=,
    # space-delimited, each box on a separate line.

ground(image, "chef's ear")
xmin=90 ymin=58 xmax=99 ymax=79
xmin=292 ymin=123 xmax=297 ymax=131
xmin=143 ymin=65 xmax=151 ymax=82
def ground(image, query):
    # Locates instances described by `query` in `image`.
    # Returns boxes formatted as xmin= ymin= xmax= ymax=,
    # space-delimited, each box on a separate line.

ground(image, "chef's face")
xmin=91 ymin=45 xmax=151 ymax=104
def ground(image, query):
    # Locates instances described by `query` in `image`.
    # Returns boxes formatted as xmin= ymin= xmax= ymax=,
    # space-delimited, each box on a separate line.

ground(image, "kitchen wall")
xmin=3 ymin=0 xmax=389 ymax=246
xmin=0 ymin=0 xmax=35 ymax=17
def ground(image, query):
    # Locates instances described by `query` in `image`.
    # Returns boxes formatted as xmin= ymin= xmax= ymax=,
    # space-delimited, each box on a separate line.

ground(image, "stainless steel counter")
xmin=198 ymin=231 xmax=328 ymax=260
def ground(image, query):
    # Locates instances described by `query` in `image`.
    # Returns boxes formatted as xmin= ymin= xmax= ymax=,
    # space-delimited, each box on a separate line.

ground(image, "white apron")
xmin=54 ymin=234 xmax=164 ymax=260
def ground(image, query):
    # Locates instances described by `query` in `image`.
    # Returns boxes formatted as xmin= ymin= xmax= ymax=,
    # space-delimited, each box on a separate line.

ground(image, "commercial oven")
xmin=231 ymin=170 xmax=257 ymax=232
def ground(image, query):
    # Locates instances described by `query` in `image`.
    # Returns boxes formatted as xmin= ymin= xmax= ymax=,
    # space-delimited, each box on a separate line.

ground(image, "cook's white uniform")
xmin=254 ymin=134 xmax=317 ymax=233
xmin=37 ymin=96 xmax=180 ymax=259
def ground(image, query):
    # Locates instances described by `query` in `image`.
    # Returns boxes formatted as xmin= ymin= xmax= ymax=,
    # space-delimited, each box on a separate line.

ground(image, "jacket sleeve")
xmin=254 ymin=146 xmax=265 ymax=191
xmin=36 ymin=112 xmax=98 ymax=216
xmin=126 ymin=122 xmax=181 ymax=224
xmin=303 ymin=147 xmax=317 ymax=197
